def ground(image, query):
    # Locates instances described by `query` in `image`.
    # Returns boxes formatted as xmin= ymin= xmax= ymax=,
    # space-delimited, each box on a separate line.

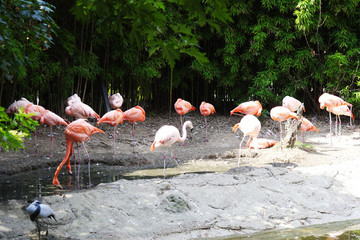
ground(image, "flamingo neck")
xmin=179 ymin=122 xmax=189 ymax=142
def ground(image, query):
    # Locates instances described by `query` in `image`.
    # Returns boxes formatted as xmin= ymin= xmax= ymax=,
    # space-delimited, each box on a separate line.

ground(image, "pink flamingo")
xmin=299 ymin=117 xmax=319 ymax=142
xmin=123 ymin=106 xmax=145 ymax=153
xmin=97 ymin=109 xmax=124 ymax=154
xmin=230 ymin=101 xmax=262 ymax=116
xmin=39 ymin=110 xmax=68 ymax=157
xmin=174 ymin=98 xmax=196 ymax=128
xmin=270 ymin=106 xmax=299 ymax=142
xmin=53 ymin=119 xmax=104 ymax=188
xmin=200 ymin=101 xmax=216 ymax=142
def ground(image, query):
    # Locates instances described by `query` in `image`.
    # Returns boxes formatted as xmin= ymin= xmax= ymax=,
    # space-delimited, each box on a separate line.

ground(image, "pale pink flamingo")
xmin=270 ymin=106 xmax=299 ymax=142
xmin=6 ymin=97 xmax=32 ymax=114
xmin=151 ymin=121 xmax=193 ymax=178
xmin=200 ymin=101 xmax=216 ymax=142
xmin=123 ymin=106 xmax=145 ymax=153
xmin=97 ymin=109 xmax=124 ymax=154
xmin=65 ymin=100 xmax=100 ymax=120
xmin=24 ymin=103 xmax=46 ymax=154
xmin=232 ymin=114 xmax=261 ymax=167
xmin=109 ymin=93 xmax=123 ymax=109
xmin=230 ymin=100 xmax=262 ymax=116
xmin=326 ymin=105 xmax=354 ymax=136
xmin=39 ymin=110 xmax=68 ymax=157
xmin=282 ymin=96 xmax=305 ymax=112
xmin=319 ymin=93 xmax=352 ymax=143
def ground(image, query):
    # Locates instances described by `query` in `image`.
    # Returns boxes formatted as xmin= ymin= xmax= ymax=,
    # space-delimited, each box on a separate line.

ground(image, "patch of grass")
xmin=294 ymin=141 xmax=315 ymax=152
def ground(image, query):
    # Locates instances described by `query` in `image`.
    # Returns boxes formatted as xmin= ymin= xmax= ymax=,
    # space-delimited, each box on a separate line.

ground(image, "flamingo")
xmin=232 ymin=114 xmax=261 ymax=167
xmin=39 ymin=110 xmax=68 ymax=157
xmin=24 ymin=103 xmax=47 ymax=154
xmin=6 ymin=97 xmax=32 ymax=114
xmin=151 ymin=121 xmax=193 ymax=178
xmin=270 ymin=106 xmax=299 ymax=142
xmin=67 ymin=93 xmax=81 ymax=106
xmin=97 ymin=109 xmax=124 ymax=154
xmin=247 ymin=138 xmax=277 ymax=149
xmin=52 ymin=119 xmax=104 ymax=188
xmin=326 ymin=105 xmax=354 ymax=136
xmin=26 ymin=200 xmax=56 ymax=239
xmin=319 ymin=93 xmax=352 ymax=143
xmin=230 ymin=100 xmax=262 ymax=116
xmin=200 ymin=101 xmax=216 ymax=142
xmin=174 ymin=98 xmax=196 ymax=128
xmin=282 ymin=96 xmax=305 ymax=112
xmin=299 ymin=117 xmax=319 ymax=142
xmin=123 ymin=106 xmax=146 ymax=153
xmin=109 ymin=93 xmax=123 ymax=109
xmin=65 ymin=100 xmax=100 ymax=120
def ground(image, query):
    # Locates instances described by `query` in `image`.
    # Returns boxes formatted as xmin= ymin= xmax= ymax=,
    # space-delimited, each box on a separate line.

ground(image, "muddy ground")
xmin=0 ymin=112 xmax=360 ymax=239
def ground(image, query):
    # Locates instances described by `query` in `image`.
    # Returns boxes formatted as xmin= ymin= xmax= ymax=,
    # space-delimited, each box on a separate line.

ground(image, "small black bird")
xmin=26 ymin=200 xmax=56 ymax=238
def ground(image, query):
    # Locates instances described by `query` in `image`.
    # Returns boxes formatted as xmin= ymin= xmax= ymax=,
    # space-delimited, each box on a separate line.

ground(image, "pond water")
xmin=217 ymin=219 xmax=360 ymax=239
xmin=0 ymin=163 xmax=163 ymax=202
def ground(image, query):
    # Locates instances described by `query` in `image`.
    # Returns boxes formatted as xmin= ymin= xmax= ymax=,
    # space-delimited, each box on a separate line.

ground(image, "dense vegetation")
xmin=1 ymin=0 xmax=360 ymax=117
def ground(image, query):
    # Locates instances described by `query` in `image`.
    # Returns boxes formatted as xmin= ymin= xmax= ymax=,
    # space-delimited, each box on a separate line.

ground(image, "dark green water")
xmin=0 ymin=163 xmax=152 ymax=201
xmin=214 ymin=219 xmax=360 ymax=240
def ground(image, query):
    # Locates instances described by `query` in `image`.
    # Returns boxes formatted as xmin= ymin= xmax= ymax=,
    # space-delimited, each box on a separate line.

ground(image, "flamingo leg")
xmin=329 ymin=111 xmax=332 ymax=145
xmin=163 ymin=154 xmax=167 ymax=179
xmin=180 ymin=115 xmax=183 ymax=129
xmin=81 ymin=142 xmax=92 ymax=187
xmin=132 ymin=123 xmax=136 ymax=154
xmin=238 ymin=135 xmax=246 ymax=167
xmin=171 ymin=152 xmax=184 ymax=174
xmin=34 ymin=127 xmax=38 ymax=154
xmin=204 ymin=116 xmax=209 ymax=142
xmin=113 ymin=125 xmax=117 ymax=155
xmin=50 ymin=126 xmax=54 ymax=157
xmin=338 ymin=115 xmax=342 ymax=136
xmin=335 ymin=114 xmax=338 ymax=136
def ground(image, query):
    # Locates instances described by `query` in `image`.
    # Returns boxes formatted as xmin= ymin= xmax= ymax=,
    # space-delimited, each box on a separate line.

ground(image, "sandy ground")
xmin=0 ymin=112 xmax=360 ymax=239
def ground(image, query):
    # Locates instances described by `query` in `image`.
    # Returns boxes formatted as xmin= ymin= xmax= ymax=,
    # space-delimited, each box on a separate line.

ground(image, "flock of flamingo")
xmin=5 ymin=92 xmax=354 ymax=187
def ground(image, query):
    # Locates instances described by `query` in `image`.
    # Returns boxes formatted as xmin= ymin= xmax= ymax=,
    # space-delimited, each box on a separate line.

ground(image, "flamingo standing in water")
xmin=232 ymin=114 xmax=261 ymax=167
xmin=299 ymin=117 xmax=319 ymax=142
xmin=174 ymin=98 xmax=196 ymax=128
xmin=97 ymin=109 xmax=124 ymax=154
xmin=109 ymin=93 xmax=123 ymax=109
xmin=270 ymin=106 xmax=299 ymax=142
xmin=39 ymin=110 xmax=68 ymax=157
xmin=123 ymin=106 xmax=146 ymax=153
xmin=6 ymin=97 xmax=32 ymax=114
xmin=52 ymin=119 xmax=104 ymax=188
xmin=200 ymin=101 xmax=216 ymax=142
xmin=319 ymin=93 xmax=352 ymax=144
xmin=24 ymin=103 xmax=46 ymax=154
xmin=282 ymin=96 xmax=305 ymax=112
xmin=151 ymin=121 xmax=193 ymax=178
xmin=230 ymin=100 xmax=262 ymax=116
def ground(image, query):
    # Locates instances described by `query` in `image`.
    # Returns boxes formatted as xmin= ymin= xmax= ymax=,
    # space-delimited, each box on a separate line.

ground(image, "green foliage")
xmin=0 ymin=0 xmax=57 ymax=81
xmin=0 ymin=107 xmax=38 ymax=151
